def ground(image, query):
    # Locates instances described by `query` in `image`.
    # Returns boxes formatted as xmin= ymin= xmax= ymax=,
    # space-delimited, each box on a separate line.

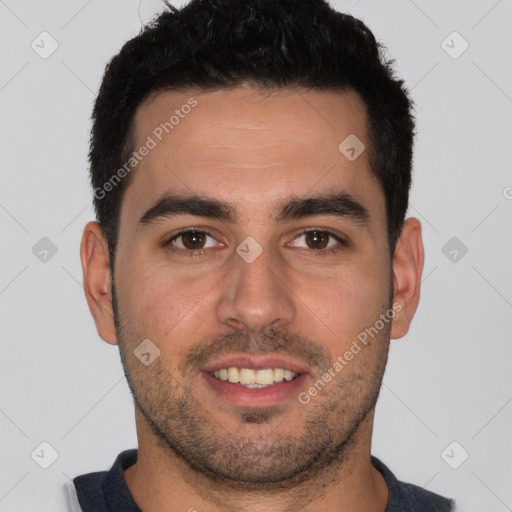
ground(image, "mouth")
xmin=209 ymin=367 xmax=300 ymax=389
xmin=200 ymin=355 xmax=309 ymax=407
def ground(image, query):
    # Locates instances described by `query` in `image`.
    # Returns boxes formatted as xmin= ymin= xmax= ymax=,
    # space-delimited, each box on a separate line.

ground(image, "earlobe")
xmin=80 ymin=221 xmax=118 ymax=345
xmin=390 ymin=217 xmax=425 ymax=340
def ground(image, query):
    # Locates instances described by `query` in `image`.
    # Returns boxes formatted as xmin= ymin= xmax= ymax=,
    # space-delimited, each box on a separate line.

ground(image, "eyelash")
xmin=292 ymin=229 xmax=347 ymax=257
xmin=164 ymin=228 xmax=347 ymax=258
xmin=163 ymin=229 xmax=217 ymax=258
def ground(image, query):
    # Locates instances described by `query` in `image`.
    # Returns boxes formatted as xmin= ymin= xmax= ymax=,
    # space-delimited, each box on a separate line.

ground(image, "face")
xmin=109 ymin=87 xmax=395 ymax=486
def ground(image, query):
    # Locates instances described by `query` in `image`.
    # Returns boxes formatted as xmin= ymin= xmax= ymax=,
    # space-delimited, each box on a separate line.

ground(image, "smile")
xmin=209 ymin=367 xmax=299 ymax=388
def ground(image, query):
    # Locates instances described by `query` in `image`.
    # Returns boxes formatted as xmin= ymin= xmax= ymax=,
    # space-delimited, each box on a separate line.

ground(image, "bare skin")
xmin=81 ymin=86 xmax=424 ymax=512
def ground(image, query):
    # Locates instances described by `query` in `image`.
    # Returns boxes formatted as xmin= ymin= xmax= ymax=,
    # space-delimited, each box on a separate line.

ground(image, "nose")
xmin=215 ymin=242 xmax=296 ymax=335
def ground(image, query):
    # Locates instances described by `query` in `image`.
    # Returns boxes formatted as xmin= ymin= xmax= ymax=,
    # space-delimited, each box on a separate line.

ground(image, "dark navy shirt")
xmin=72 ymin=449 xmax=454 ymax=511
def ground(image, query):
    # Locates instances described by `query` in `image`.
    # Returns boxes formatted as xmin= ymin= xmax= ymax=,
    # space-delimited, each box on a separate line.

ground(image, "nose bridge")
xmin=216 ymin=239 xmax=296 ymax=334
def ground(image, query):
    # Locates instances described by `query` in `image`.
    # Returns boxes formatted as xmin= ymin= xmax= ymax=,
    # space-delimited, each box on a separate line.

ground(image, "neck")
xmin=124 ymin=408 xmax=389 ymax=512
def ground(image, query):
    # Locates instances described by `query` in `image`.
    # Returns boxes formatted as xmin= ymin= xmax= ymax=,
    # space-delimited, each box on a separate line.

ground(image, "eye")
xmin=166 ymin=229 xmax=219 ymax=252
xmin=291 ymin=229 xmax=346 ymax=253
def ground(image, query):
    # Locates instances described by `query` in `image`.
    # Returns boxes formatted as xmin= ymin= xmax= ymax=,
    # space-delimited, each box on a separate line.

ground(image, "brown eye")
xmin=304 ymin=230 xmax=330 ymax=250
xmin=181 ymin=230 xmax=206 ymax=250
xmin=291 ymin=229 xmax=346 ymax=255
xmin=168 ymin=230 xmax=218 ymax=252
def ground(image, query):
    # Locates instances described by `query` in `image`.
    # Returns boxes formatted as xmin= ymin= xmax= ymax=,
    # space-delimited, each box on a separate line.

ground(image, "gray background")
xmin=1 ymin=0 xmax=511 ymax=510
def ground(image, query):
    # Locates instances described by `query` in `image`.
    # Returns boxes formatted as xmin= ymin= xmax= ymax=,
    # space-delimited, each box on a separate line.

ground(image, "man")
xmin=72 ymin=0 xmax=454 ymax=510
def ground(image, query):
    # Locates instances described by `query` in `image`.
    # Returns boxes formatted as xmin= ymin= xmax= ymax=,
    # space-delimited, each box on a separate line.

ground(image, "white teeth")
xmin=242 ymin=383 xmax=276 ymax=389
xmin=239 ymin=368 xmax=256 ymax=385
xmin=227 ymin=367 xmax=240 ymax=383
xmin=283 ymin=370 xmax=295 ymax=381
xmin=256 ymin=369 xmax=274 ymax=385
xmin=211 ymin=367 xmax=299 ymax=386
xmin=273 ymin=368 xmax=285 ymax=382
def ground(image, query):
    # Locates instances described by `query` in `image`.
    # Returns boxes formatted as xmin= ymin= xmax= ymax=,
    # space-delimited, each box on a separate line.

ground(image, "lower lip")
xmin=201 ymin=371 xmax=308 ymax=408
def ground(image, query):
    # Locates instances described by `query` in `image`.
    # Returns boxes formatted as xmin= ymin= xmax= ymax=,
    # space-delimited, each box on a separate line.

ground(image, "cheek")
xmin=119 ymin=262 xmax=220 ymax=352
xmin=298 ymin=259 xmax=391 ymax=345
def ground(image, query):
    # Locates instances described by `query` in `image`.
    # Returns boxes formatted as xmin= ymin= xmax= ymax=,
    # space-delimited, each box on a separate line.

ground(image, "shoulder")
xmin=372 ymin=456 xmax=455 ymax=512
xmin=71 ymin=449 xmax=139 ymax=512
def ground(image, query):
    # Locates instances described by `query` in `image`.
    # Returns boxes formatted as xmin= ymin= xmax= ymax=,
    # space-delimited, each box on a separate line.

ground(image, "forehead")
xmin=122 ymin=86 xmax=385 ymax=227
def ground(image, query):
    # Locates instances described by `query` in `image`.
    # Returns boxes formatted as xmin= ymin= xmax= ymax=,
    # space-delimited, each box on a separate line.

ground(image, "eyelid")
xmin=164 ymin=228 xmax=223 ymax=252
xmin=288 ymin=228 xmax=347 ymax=247
xmin=163 ymin=227 xmax=347 ymax=256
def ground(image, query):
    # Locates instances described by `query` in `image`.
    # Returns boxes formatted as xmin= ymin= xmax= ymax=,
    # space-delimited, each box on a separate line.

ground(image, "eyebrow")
xmin=138 ymin=192 xmax=369 ymax=228
xmin=275 ymin=192 xmax=369 ymax=225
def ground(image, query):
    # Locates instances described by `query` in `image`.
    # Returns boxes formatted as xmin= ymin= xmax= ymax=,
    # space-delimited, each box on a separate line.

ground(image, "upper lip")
xmin=201 ymin=354 xmax=310 ymax=375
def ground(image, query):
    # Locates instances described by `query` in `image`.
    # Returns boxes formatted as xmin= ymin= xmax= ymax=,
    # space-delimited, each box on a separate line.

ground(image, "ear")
xmin=390 ymin=217 xmax=425 ymax=340
xmin=80 ymin=221 xmax=118 ymax=345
